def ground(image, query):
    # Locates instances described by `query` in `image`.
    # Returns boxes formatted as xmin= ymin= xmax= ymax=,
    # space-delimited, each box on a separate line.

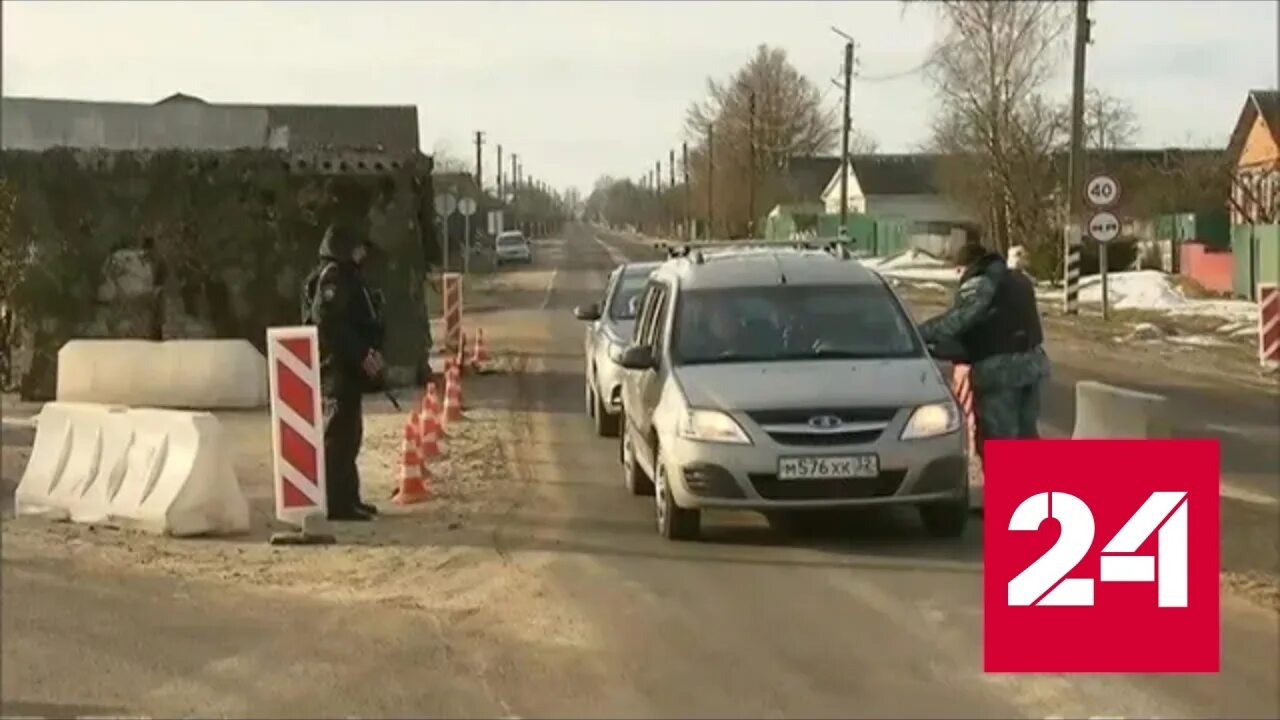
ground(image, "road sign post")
xmin=458 ymin=197 xmax=477 ymax=275
xmin=435 ymin=193 xmax=458 ymax=272
xmin=1085 ymin=174 xmax=1121 ymax=321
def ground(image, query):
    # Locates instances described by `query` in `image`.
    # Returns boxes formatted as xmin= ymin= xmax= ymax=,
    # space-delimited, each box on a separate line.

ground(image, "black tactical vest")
xmin=958 ymin=254 xmax=1044 ymax=363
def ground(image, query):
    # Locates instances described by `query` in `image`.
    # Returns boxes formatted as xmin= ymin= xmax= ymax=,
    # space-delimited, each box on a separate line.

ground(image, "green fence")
xmin=760 ymin=208 xmax=914 ymax=257
xmin=1156 ymin=210 xmax=1230 ymax=250
xmin=1231 ymin=223 xmax=1280 ymax=299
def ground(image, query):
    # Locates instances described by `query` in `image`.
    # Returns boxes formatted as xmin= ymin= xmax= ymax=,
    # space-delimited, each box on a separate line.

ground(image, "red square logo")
xmin=983 ymin=439 xmax=1220 ymax=673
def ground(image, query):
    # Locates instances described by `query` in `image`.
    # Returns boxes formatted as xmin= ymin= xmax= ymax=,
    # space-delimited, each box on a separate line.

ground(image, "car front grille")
xmin=747 ymin=470 xmax=907 ymax=501
xmin=744 ymin=407 xmax=900 ymax=447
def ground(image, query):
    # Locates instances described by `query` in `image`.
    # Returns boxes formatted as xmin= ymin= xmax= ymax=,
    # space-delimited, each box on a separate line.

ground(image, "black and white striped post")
xmin=1064 ymin=225 xmax=1082 ymax=315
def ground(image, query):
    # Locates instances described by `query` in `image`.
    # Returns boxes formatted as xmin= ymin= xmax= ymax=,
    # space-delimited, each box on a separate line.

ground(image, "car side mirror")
xmin=614 ymin=344 xmax=655 ymax=370
xmin=573 ymin=303 xmax=601 ymax=321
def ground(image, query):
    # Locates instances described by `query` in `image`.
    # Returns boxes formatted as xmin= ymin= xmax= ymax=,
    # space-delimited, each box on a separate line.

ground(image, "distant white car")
xmin=495 ymin=231 xmax=532 ymax=264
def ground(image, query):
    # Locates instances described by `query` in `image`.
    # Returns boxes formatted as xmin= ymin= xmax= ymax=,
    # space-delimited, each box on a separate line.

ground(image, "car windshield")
xmin=497 ymin=235 xmax=525 ymax=247
xmin=609 ymin=270 xmax=653 ymax=320
xmin=671 ymin=284 xmax=923 ymax=365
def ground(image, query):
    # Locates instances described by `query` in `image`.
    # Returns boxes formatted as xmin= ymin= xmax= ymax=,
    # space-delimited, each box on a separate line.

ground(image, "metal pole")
xmin=682 ymin=141 xmax=691 ymax=240
xmin=1064 ymin=0 xmax=1090 ymax=316
xmin=839 ymin=39 xmax=853 ymax=233
xmin=748 ymin=91 xmax=756 ymax=238
xmin=463 ymin=211 xmax=471 ymax=275
xmin=707 ymin=123 xmax=715 ymax=240
xmin=496 ymin=144 xmax=504 ymax=198
xmin=474 ymin=131 xmax=485 ymax=193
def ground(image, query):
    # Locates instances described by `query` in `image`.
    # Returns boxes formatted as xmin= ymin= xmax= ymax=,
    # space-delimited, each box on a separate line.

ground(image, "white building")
xmin=820 ymin=154 xmax=974 ymax=225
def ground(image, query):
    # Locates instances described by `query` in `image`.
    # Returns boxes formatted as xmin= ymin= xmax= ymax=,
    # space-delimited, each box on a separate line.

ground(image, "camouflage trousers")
xmin=974 ymin=381 xmax=1043 ymax=458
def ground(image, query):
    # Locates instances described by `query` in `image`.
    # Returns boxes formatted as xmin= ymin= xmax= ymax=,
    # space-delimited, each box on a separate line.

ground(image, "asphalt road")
xmin=479 ymin=224 xmax=1280 ymax=718
xmin=2 ymin=224 xmax=1277 ymax=719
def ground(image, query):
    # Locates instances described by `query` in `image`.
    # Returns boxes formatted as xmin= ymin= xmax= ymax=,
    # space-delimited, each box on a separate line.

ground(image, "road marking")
xmin=1205 ymin=423 xmax=1280 ymax=441
xmin=1220 ymin=484 xmax=1279 ymax=507
xmin=539 ymin=267 xmax=560 ymax=310
xmin=592 ymin=233 xmax=630 ymax=266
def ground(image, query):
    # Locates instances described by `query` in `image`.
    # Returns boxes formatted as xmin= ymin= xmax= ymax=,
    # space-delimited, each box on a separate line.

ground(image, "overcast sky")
xmin=4 ymin=0 xmax=1277 ymax=194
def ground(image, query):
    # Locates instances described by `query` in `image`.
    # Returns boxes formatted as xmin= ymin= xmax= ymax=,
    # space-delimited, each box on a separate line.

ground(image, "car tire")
xmin=655 ymin=449 xmax=699 ymax=541
xmin=593 ymin=392 xmax=620 ymax=437
xmin=620 ymin=414 xmax=654 ymax=496
xmin=919 ymin=498 xmax=969 ymax=538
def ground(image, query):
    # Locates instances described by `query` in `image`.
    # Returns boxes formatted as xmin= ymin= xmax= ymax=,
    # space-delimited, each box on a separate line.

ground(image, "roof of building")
xmin=1 ymin=93 xmax=420 ymax=153
xmin=658 ymin=247 xmax=879 ymax=290
xmin=850 ymin=153 xmax=942 ymax=195
xmin=1227 ymin=89 xmax=1280 ymax=162
xmin=781 ymin=156 xmax=844 ymax=203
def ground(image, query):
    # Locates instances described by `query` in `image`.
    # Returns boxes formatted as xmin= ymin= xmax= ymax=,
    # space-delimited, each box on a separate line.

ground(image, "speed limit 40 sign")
xmin=1086 ymin=174 xmax=1121 ymax=208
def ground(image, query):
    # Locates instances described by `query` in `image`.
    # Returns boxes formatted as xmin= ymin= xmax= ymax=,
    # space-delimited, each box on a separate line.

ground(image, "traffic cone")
xmin=420 ymin=405 xmax=442 ymax=462
xmin=423 ymin=381 xmax=447 ymax=438
xmin=455 ymin=332 xmax=467 ymax=372
xmin=469 ymin=327 xmax=490 ymax=373
xmin=392 ymin=415 xmax=431 ymax=505
xmin=443 ymin=361 xmax=464 ymax=424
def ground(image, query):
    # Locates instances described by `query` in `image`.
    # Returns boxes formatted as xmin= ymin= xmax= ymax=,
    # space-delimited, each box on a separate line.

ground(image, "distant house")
xmin=1226 ymin=89 xmax=1280 ymax=225
xmin=819 ymin=154 xmax=974 ymax=226
xmin=777 ymin=156 xmax=843 ymax=205
xmin=1 ymin=93 xmax=421 ymax=156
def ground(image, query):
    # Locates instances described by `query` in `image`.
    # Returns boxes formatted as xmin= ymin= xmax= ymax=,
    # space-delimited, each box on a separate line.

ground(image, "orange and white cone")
xmin=422 ymin=381 xmax=447 ymax=438
xmin=392 ymin=415 xmax=431 ymax=505
xmin=443 ymin=361 xmax=464 ymax=424
xmin=469 ymin=327 xmax=490 ymax=373
xmin=419 ymin=405 xmax=442 ymax=463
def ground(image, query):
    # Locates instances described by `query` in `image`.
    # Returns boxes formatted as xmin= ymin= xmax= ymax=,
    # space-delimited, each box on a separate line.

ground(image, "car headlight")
xmin=679 ymin=409 xmax=752 ymax=444
xmin=900 ymin=401 xmax=962 ymax=440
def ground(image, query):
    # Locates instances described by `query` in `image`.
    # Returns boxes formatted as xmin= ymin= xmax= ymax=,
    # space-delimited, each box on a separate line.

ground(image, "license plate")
xmin=777 ymin=454 xmax=879 ymax=481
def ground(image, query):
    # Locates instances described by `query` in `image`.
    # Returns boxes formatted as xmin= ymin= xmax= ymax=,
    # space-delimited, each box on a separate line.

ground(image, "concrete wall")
xmin=2 ymin=98 xmax=270 ymax=151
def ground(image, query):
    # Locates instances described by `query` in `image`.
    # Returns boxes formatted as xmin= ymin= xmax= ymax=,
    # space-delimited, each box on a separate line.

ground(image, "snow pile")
xmin=1077 ymin=270 xmax=1258 ymax=324
xmin=863 ymin=250 xmax=962 ymax=283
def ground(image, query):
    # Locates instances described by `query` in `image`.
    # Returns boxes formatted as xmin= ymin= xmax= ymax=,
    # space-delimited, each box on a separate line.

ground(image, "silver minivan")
xmin=615 ymin=246 xmax=969 ymax=541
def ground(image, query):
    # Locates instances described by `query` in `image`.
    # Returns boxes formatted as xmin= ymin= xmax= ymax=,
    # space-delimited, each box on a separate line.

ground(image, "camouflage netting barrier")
xmin=0 ymin=148 xmax=435 ymax=400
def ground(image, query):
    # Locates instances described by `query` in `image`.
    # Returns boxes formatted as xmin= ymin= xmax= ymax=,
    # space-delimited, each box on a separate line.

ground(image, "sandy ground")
xmin=1 ymin=264 xmax=593 ymax=654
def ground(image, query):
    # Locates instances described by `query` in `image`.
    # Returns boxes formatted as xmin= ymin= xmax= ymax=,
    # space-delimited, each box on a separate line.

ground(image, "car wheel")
xmin=620 ymin=414 xmax=654 ymax=496
xmin=919 ymin=497 xmax=969 ymax=538
xmin=654 ymin=449 xmax=699 ymax=540
xmin=593 ymin=391 xmax=620 ymax=437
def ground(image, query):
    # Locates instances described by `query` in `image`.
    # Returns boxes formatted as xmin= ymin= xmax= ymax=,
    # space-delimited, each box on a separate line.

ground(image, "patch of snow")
xmin=1125 ymin=322 xmax=1166 ymax=341
xmin=914 ymin=281 xmax=949 ymax=293
xmin=1077 ymin=270 xmax=1258 ymax=323
xmin=1231 ymin=325 xmax=1258 ymax=338
xmin=1167 ymin=334 xmax=1232 ymax=348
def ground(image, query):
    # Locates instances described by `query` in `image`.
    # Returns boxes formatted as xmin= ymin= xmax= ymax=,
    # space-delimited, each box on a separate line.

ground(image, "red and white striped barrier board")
xmin=1259 ymin=283 xmax=1279 ymax=369
xmin=950 ymin=363 xmax=978 ymax=456
xmin=266 ymin=326 xmax=327 ymax=528
xmin=442 ymin=272 xmax=463 ymax=352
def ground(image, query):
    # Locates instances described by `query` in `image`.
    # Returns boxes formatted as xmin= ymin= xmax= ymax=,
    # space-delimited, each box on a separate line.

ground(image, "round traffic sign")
xmin=434 ymin=193 xmax=458 ymax=216
xmin=458 ymin=197 xmax=477 ymax=217
xmin=1087 ymin=211 xmax=1121 ymax=243
xmin=1085 ymin=174 xmax=1121 ymax=208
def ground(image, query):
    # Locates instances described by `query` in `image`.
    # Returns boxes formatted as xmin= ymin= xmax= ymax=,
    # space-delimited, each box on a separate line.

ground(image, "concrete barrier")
xmin=14 ymin=402 xmax=250 ymax=536
xmin=57 ymin=339 xmax=267 ymax=409
xmin=1072 ymin=380 xmax=1171 ymax=439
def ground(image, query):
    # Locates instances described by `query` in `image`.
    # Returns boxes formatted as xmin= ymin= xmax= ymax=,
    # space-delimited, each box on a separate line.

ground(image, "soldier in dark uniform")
xmin=918 ymin=240 xmax=1050 ymax=457
xmin=304 ymin=224 xmax=383 ymax=521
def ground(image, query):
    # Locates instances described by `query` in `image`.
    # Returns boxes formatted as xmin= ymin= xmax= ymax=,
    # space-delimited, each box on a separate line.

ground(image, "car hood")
xmin=673 ymin=359 xmax=949 ymax=410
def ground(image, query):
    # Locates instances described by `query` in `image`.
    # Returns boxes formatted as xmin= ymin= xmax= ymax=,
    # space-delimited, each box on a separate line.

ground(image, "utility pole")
xmin=835 ymin=30 xmax=855 ymax=235
xmin=1064 ymin=0 xmax=1090 ymax=317
xmin=707 ymin=122 xmax=715 ymax=239
xmin=474 ymin=131 xmax=485 ymax=193
xmin=669 ymin=149 xmax=677 ymax=236
xmin=511 ymin=154 xmax=519 ymax=194
xmin=496 ymin=144 xmax=504 ymax=198
xmin=682 ymin=141 xmax=691 ymax=240
xmin=748 ymin=91 xmax=757 ymax=238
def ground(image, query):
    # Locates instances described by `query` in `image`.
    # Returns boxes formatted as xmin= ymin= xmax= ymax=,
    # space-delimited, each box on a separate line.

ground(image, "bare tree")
xmin=1084 ymin=88 xmax=1139 ymax=152
xmin=918 ymin=0 xmax=1072 ymax=253
xmin=430 ymin=140 xmax=471 ymax=174
xmin=684 ymin=44 xmax=840 ymax=236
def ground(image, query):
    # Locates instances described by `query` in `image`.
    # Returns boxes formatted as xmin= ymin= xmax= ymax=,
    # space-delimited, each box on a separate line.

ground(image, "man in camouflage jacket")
xmin=917 ymin=242 xmax=1051 ymax=456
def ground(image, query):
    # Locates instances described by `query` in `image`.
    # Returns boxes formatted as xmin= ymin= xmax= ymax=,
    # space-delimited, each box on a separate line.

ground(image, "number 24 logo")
xmin=1007 ymin=491 xmax=1189 ymax=608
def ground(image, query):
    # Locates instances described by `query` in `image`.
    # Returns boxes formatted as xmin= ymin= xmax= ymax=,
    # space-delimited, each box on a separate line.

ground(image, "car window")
xmin=609 ymin=269 xmax=654 ymax=320
xmin=497 ymin=234 xmax=525 ymax=247
xmin=649 ymin=286 xmax=671 ymax=360
xmin=634 ymin=282 xmax=664 ymax=347
xmin=670 ymin=283 xmax=923 ymax=365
